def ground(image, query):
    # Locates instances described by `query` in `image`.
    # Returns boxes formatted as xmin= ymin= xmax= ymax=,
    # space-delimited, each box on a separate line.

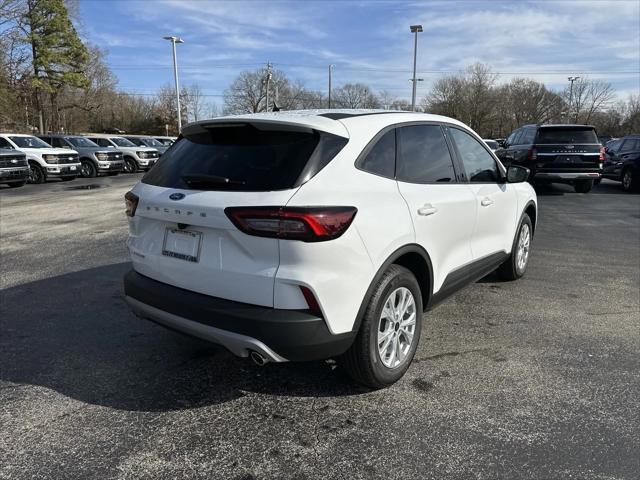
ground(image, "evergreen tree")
xmin=23 ymin=0 xmax=88 ymax=132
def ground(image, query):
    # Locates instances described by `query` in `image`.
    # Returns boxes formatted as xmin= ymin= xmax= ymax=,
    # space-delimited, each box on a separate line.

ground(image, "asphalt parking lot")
xmin=1 ymin=175 xmax=639 ymax=480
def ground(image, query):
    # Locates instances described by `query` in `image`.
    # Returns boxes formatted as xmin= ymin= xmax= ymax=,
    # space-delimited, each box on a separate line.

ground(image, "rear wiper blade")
xmin=181 ymin=174 xmax=246 ymax=187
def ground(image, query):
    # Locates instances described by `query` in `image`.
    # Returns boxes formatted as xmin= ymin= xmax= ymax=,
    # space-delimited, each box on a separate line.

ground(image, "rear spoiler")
xmin=182 ymin=114 xmax=350 ymax=139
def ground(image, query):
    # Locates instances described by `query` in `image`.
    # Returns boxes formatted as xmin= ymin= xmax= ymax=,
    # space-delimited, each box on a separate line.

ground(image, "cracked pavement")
xmin=1 ymin=175 xmax=639 ymax=479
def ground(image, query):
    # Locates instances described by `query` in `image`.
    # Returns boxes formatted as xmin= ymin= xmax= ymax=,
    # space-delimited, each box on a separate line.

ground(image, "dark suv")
xmin=603 ymin=135 xmax=640 ymax=192
xmin=496 ymin=124 xmax=603 ymax=193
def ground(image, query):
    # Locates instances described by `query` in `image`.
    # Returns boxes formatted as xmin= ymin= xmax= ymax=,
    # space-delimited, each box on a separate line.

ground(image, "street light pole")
xmin=163 ymin=36 xmax=184 ymax=132
xmin=264 ymin=62 xmax=273 ymax=112
xmin=328 ymin=64 xmax=334 ymax=109
xmin=567 ymin=76 xmax=580 ymax=123
xmin=410 ymin=24 xmax=423 ymax=112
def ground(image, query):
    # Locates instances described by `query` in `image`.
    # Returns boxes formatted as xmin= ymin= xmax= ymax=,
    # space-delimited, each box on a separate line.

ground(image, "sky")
xmin=79 ymin=0 xmax=640 ymax=110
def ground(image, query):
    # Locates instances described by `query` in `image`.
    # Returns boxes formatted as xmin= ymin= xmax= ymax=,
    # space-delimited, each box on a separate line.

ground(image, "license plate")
xmin=162 ymin=228 xmax=202 ymax=263
xmin=70 ymin=165 xmax=77 ymax=171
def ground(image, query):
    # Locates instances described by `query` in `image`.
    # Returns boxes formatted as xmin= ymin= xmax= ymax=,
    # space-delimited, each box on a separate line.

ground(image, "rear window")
xmin=142 ymin=124 xmax=347 ymax=191
xmin=536 ymin=127 xmax=598 ymax=144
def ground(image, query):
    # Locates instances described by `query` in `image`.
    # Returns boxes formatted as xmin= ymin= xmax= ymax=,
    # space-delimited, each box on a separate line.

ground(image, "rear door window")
xmin=142 ymin=124 xmax=347 ymax=191
xmin=357 ymin=129 xmax=396 ymax=178
xmin=396 ymin=125 xmax=456 ymax=183
xmin=536 ymin=128 xmax=598 ymax=144
xmin=620 ymin=139 xmax=640 ymax=153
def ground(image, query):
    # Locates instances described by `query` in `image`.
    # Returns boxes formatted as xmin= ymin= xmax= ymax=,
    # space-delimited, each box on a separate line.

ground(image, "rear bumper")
xmin=533 ymin=171 xmax=601 ymax=181
xmin=123 ymin=270 xmax=356 ymax=362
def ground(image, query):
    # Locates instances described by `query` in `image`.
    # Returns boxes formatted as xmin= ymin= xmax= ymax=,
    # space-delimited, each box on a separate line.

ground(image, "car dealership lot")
xmin=1 ymin=177 xmax=639 ymax=479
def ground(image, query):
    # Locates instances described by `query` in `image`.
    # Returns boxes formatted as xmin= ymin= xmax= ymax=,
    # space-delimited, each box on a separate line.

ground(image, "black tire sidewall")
xmin=365 ymin=266 xmax=423 ymax=386
xmin=28 ymin=163 xmax=44 ymax=184
xmin=81 ymin=160 xmax=97 ymax=178
xmin=124 ymin=157 xmax=137 ymax=173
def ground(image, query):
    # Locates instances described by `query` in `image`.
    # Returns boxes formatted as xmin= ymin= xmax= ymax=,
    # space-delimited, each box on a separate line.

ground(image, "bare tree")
xmin=333 ymin=83 xmax=380 ymax=109
xmin=186 ymin=83 xmax=205 ymax=122
xmin=565 ymin=77 xmax=615 ymax=123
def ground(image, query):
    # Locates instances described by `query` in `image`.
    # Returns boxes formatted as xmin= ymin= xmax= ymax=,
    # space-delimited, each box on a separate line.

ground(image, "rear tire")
xmin=497 ymin=215 xmax=533 ymax=281
xmin=621 ymin=167 xmax=638 ymax=192
xmin=28 ymin=162 xmax=45 ymax=184
xmin=340 ymin=264 xmax=423 ymax=389
xmin=574 ymin=179 xmax=593 ymax=193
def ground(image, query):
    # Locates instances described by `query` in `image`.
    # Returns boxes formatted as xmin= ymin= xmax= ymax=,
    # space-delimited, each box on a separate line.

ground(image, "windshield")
xmin=9 ymin=136 xmax=51 ymax=148
xmin=142 ymin=137 xmax=164 ymax=147
xmin=111 ymin=137 xmax=136 ymax=147
xmin=142 ymin=124 xmax=347 ymax=191
xmin=67 ymin=137 xmax=99 ymax=148
xmin=536 ymin=128 xmax=598 ymax=144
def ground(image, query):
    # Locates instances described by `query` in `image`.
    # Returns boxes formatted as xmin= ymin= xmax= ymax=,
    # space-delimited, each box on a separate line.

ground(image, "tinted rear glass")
xmin=536 ymin=128 xmax=598 ymax=144
xmin=357 ymin=129 xmax=396 ymax=178
xmin=142 ymin=124 xmax=347 ymax=191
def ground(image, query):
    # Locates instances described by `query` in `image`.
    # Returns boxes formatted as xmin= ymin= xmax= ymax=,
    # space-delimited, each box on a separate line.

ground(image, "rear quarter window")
xmin=142 ymin=124 xmax=347 ymax=191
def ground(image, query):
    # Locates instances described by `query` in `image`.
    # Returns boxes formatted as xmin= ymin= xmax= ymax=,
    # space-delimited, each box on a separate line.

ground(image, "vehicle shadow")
xmin=0 ymin=263 xmax=367 ymax=413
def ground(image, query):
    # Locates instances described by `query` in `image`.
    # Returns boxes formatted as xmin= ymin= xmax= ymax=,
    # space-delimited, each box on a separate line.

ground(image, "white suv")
xmin=123 ymin=110 xmax=537 ymax=388
xmin=0 ymin=133 xmax=80 ymax=184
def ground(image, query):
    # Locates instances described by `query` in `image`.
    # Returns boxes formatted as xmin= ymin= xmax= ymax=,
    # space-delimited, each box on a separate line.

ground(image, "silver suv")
xmin=38 ymin=135 xmax=124 ymax=178
xmin=85 ymin=134 xmax=160 ymax=173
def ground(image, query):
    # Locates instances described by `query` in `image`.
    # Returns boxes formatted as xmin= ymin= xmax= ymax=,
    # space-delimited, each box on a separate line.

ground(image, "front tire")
xmin=80 ymin=159 xmax=97 ymax=178
xmin=497 ymin=215 xmax=533 ymax=281
xmin=123 ymin=157 xmax=138 ymax=174
xmin=341 ymin=264 xmax=423 ymax=389
xmin=574 ymin=179 xmax=593 ymax=193
xmin=28 ymin=162 xmax=45 ymax=184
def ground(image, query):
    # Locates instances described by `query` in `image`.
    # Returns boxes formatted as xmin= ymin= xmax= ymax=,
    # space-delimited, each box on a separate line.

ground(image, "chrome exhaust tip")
xmin=250 ymin=350 xmax=268 ymax=366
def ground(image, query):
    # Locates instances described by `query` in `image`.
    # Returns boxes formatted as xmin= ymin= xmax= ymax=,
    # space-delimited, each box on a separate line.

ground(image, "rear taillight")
xmin=599 ymin=146 xmax=605 ymax=162
xmin=224 ymin=206 xmax=357 ymax=242
xmin=124 ymin=191 xmax=139 ymax=217
xmin=527 ymin=147 xmax=537 ymax=161
xmin=299 ymin=286 xmax=322 ymax=317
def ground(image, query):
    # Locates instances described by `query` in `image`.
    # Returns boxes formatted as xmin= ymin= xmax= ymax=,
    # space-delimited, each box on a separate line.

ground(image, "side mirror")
xmin=506 ymin=165 xmax=530 ymax=183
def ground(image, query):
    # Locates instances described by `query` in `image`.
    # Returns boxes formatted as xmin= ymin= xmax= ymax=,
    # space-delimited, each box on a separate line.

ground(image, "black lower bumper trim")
xmin=123 ymin=270 xmax=356 ymax=361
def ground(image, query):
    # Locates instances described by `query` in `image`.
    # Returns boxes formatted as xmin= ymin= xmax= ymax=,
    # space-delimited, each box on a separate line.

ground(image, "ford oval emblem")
xmin=169 ymin=193 xmax=185 ymax=201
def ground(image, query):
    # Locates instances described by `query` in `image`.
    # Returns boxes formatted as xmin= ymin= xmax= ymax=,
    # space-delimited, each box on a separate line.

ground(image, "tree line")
xmin=1 ymin=1 xmax=638 ymax=137
xmin=223 ymin=63 xmax=639 ymax=138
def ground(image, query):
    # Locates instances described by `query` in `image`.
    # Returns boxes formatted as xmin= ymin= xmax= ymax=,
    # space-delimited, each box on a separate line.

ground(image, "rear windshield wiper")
xmin=181 ymin=174 xmax=246 ymax=189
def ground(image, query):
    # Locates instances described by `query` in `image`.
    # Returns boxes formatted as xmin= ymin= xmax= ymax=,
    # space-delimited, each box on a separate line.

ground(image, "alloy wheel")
xmin=377 ymin=287 xmax=416 ymax=369
xmin=516 ymin=223 xmax=530 ymax=272
xmin=622 ymin=170 xmax=632 ymax=191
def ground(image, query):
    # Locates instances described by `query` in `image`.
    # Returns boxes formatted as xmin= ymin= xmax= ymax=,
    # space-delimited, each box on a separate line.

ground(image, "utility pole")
xmin=410 ymin=24 xmax=423 ymax=112
xmin=163 ymin=36 xmax=185 ymax=132
xmin=264 ymin=62 xmax=273 ymax=112
xmin=567 ymin=76 xmax=580 ymax=123
xmin=328 ymin=64 xmax=334 ymax=109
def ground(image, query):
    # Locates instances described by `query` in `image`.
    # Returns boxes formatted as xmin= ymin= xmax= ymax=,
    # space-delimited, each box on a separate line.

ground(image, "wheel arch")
xmin=351 ymin=244 xmax=434 ymax=334
xmin=523 ymin=200 xmax=537 ymax=235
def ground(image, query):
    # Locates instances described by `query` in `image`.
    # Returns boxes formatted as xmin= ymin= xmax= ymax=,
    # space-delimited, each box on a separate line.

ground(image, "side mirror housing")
xmin=506 ymin=165 xmax=530 ymax=183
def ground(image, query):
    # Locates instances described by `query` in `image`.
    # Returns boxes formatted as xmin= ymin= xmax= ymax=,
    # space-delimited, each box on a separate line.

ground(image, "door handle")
xmin=481 ymin=197 xmax=494 ymax=207
xmin=417 ymin=204 xmax=438 ymax=216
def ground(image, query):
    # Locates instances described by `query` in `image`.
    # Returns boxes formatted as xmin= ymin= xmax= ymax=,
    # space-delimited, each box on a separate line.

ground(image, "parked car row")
xmin=0 ymin=133 xmax=176 ymax=187
xmin=485 ymin=125 xmax=639 ymax=193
